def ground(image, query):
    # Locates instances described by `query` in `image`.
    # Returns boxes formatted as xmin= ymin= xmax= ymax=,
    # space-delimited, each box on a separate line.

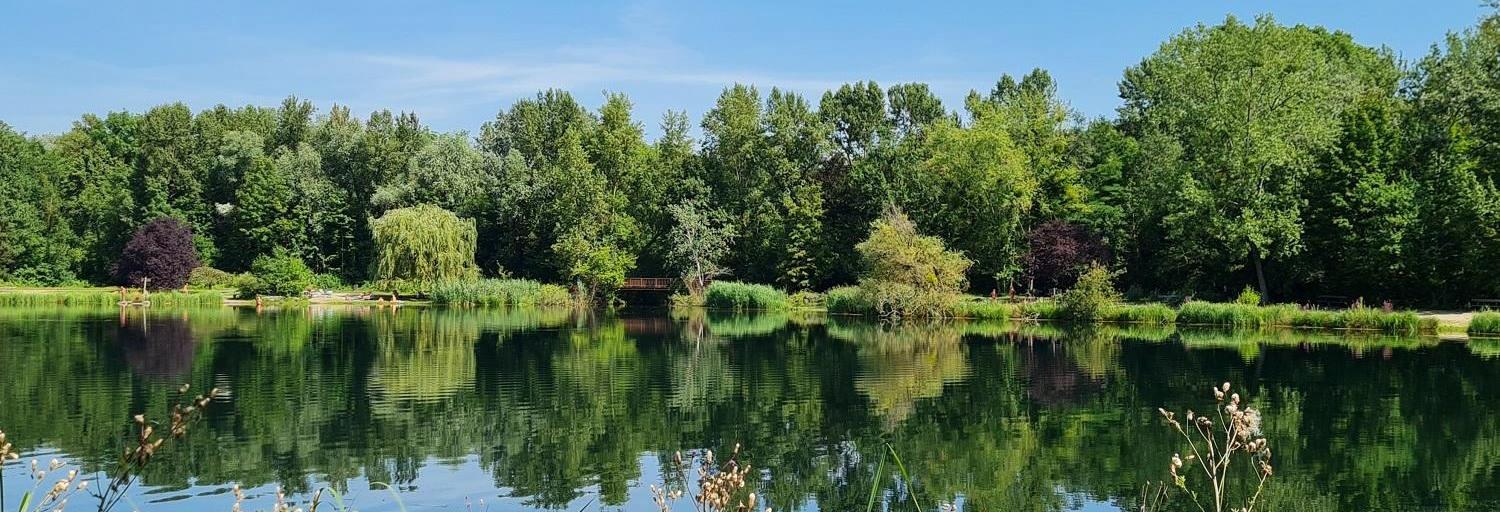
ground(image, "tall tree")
xmin=1118 ymin=15 xmax=1394 ymax=297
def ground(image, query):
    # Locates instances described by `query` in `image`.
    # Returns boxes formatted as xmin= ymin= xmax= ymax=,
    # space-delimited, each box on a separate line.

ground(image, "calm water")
xmin=1 ymin=306 xmax=1499 ymax=511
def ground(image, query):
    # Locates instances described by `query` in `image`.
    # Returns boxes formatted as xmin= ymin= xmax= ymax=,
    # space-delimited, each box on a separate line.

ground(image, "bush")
xmin=247 ymin=250 xmax=313 ymax=297
xmin=854 ymin=208 xmax=972 ymax=318
xmin=824 ymin=286 xmax=872 ymax=315
xmin=116 ymin=217 xmax=200 ymax=290
xmin=1470 ymin=312 xmax=1500 ymax=336
xmin=1021 ymin=219 xmax=1106 ymax=292
xmin=1235 ymin=286 xmax=1262 ymax=305
xmin=188 ymin=266 xmax=233 ymax=288
xmin=430 ymin=278 xmax=574 ymax=307
xmin=310 ymin=273 xmax=347 ymax=291
xmin=1056 ymin=263 xmax=1120 ymax=321
xmin=704 ymin=281 xmax=789 ymax=310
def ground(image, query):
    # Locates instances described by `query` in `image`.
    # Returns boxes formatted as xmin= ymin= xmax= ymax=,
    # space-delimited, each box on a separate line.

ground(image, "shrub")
xmin=116 ymin=217 xmax=200 ymax=290
xmin=824 ymin=286 xmax=872 ymax=315
xmin=187 ymin=266 xmax=233 ymax=288
xmin=371 ymin=205 xmax=478 ymax=291
xmin=854 ymin=208 xmax=972 ymax=318
xmin=1469 ymin=312 xmax=1500 ymax=336
xmin=1021 ymin=219 xmax=1106 ymax=292
xmin=247 ymin=250 xmax=313 ymax=297
xmin=1056 ymin=263 xmax=1120 ymax=321
xmin=1235 ymin=286 xmax=1262 ymax=306
xmin=705 ymin=281 xmax=788 ymax=310
xmin=310 ymin=273 xmax=347 ymax=291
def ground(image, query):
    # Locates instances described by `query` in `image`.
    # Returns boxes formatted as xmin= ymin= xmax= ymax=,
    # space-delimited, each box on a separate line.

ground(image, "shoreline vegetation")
xmin=2 ymin=280 xmax=1494 ymax=337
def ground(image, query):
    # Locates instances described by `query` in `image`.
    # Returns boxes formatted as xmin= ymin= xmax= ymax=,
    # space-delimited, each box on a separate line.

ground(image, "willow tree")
xmin=370 ymin=205 xmax=477 ymax=290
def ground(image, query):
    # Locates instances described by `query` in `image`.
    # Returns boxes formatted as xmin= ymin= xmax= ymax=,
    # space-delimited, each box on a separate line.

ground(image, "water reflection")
xmin=0 ymin=307 xmax=1497 ymax=511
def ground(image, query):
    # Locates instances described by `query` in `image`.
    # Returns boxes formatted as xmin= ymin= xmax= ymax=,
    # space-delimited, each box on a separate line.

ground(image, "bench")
xmin=1469 ymin=298 xmax=1500 ymax=311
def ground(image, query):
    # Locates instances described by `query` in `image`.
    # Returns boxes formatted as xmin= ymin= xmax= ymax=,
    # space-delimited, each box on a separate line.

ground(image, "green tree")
xmin=232 ymin=136 xmax=302 ymax=268
xmin=370 ymin=205 xmax=478 ymax=290
xmin=0 ymin=123 xmax=82 ymax=284
xmin=54 ymin=113 xmax=140 ymax=282
xmin=248 ymin=248 xmax=314 ymax=297
xmin=1119 ymin=15 xmax=1395 ymax=298
xmin=137 ymin=103 xmax=213 ymax=262
xmin=666 ymin=181 xmax=737 ymax=294
xmin=854 ymin=208 xmax=973 ymax=318
xmin=373 ymin=132 xmax=498 ymax=215
xmin=912 ymin=115 xmax=1035 ymax=285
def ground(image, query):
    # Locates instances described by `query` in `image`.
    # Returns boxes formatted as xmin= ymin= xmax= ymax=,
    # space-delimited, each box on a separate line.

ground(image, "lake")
xmin=1 ymin=306 xmax=1497 ymax=511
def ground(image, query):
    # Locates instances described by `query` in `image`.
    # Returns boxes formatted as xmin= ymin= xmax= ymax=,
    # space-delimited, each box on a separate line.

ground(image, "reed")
xmin=704 ymin=281 xmax=789 ymax=311
xmin=429 ymin=278 xmax=572 ymax=307
xmin=950 ymin=299 xmax=1018 ymax=320
xmin=825 ymin=286 xmax=873 ymax=315
xmin=1470 ymin=312 xmax=1500 ymax=336
xmin=1104 ymin=303 xmax=1178 ymax=325
xmin=0 ymin=289 xmax=224 ymax=307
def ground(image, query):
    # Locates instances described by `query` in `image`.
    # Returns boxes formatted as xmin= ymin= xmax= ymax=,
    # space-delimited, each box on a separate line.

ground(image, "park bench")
xmin=1469 ymin=298 xmax=1500 ymax=311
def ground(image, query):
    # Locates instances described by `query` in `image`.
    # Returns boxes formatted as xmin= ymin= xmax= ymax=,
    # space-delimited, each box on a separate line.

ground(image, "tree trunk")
xmin=1251 ymin=246 xmax=1269 ymax=303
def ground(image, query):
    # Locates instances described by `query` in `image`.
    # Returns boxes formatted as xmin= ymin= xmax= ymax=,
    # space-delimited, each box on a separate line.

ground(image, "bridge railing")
xmin=622 ymin=277 xmax=675 ymax=291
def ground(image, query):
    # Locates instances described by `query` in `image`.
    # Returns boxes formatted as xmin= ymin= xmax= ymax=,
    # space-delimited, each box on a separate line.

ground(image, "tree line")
xmin=3 ymin=13 xmax=1500 ymax=305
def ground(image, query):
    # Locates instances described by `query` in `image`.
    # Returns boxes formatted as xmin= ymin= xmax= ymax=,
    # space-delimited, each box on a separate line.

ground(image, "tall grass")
xmin=1471 ymin=312 xmax=1500 ymax=336
xmin=429 ymin=278 xmax=572 ymax=307
xmin=0 ymin=289 xmax=224 ymax=307
xmin=1177 ymin=301 xmax=1429 ymax=334
xmin=1104 ymin=303 xmax=1178 ymax=325
xmin=825 ymin=286 xmax=872 ymax=315
xmin=949 ymin=299 xmax=1019 ymax=320
xmin=704 ymin=281 xmax=789 ymax=310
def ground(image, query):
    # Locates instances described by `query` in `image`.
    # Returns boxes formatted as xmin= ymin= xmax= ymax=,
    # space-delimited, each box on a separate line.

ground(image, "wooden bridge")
xmin=620 ymin=277 xmax=675 ymax=292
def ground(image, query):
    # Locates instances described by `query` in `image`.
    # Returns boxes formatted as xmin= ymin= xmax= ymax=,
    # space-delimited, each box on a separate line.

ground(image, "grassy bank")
xmin=0 ymin=288 xmax=225 ymax=307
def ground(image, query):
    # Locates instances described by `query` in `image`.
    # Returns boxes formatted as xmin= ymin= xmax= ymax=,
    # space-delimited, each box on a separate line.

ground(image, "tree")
xmin=117 ymin=217 xmax=200 ymax=289
xmin=1119 ymin=15 xmax=1395 ymax=298
xmin=912 ymin=115 xmax=1035 ymax=286
xmin=666 ymin=181 xmax=737 ymax=295
xmin=232 ymin=138 xmax=302 ymax=268
xmin=372 ymin=132 xmax=498 ymax=215
xmin=1021 ymin=219 xmax=1107 ymax=294
xmin=137 ymin=103 xmax=213 ymax=263
xmin=55 ymin=113 xmax=140 ymax=282
xmin=370 ymin=205 xmax=478 ymax=290
xmin=778 ymin=184 xmax=824 ymax=291
xmin=854 ymin=208 xmax=972 ymax=318
xmin=0 ymin=123 xmax=81 ymax=284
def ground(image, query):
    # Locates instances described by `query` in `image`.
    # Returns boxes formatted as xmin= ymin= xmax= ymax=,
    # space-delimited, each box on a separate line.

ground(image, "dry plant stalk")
xmin=0 ymin=384 xmax=218 ymax=512
xmin=1143 ymin=382 xmax=1273 ymax=512
xmin=650 ymin=443 xmax=769 ymax=512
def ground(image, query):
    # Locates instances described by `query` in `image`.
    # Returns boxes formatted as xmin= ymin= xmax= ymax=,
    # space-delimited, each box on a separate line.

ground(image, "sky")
xmin=0 ymin=0 xmax=1487 ymax=139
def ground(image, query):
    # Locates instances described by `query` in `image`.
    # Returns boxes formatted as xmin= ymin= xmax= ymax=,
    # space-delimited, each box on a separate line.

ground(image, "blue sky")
xmin=0 ymin=1 xmax=1486 ymax=138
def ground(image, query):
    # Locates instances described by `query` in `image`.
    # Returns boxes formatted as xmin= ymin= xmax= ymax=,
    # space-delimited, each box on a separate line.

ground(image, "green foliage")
xmin=1471 ymin=313 xmax=1500 ymax=336
xmin=430 ymin=278 xmax=573 ymax=307
xmin=247 ymin=249 xmax=313 ymax=297
xmin=704 ymin=281 xmax=789 ymax=311
xmin=950 ymin=299 xmax=1020 ymax=320
xmin=824 ymin=286 xmax=873 ymax=315
xmin=187 ymin=266 xmax=234 ymax=288
xmin=309 ymin=273 xmax=347 ymax=291
xmin=855 ymin=208 xmax=972 ymax=318
xmin=370 ymin=205 xmax=478 ymax=291
xmin=1236 ymin=286 xmax=1263 ymax=306
xmin=666 ymin=187 xmax=737 ymax=294
xmin=1056 ymin=263 xmax=1120 ymax=321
